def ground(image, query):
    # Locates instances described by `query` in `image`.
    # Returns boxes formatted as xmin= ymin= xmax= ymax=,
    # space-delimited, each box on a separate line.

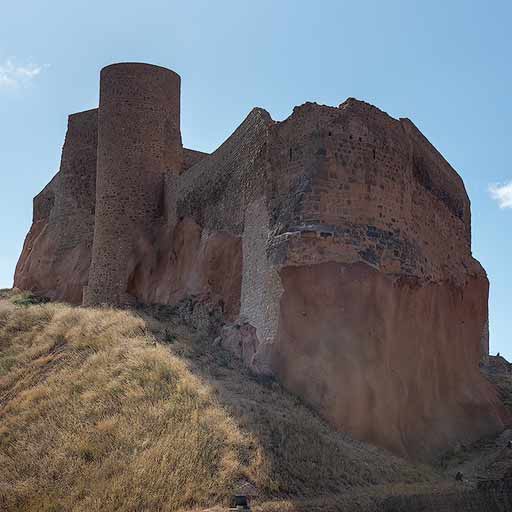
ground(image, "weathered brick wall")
xmin=177 ymin=107 xmax=272 ymax=234
xmin=267 ymin=100 xmax=480 ymax=287
xmin=182 ymin=147 xmax=208 ymax=173
xmin=51 ymin=109 xmax=98 ymax=259
xmin=84 ymin=63 xmax=182 ymax=306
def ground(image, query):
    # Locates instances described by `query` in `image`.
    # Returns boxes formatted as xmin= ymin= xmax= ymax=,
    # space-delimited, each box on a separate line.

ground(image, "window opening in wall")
xmin=289 ymin=147 xmax=293 ymax=161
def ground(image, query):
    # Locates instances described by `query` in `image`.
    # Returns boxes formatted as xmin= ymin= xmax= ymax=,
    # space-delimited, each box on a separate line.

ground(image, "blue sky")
xmin=0 ymin=1 xmax=510 ymax=357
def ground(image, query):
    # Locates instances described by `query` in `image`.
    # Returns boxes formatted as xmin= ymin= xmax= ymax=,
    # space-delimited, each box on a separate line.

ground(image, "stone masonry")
xmin=15 ymin=62 xmax=509 ymax=460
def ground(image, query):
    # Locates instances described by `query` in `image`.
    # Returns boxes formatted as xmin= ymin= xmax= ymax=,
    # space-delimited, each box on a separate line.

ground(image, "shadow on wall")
xmin=142 ymin=302 xmax=436 ymax=503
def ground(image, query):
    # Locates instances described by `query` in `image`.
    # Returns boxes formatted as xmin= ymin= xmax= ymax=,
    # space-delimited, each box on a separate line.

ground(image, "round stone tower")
xmin=84 ymin=62 xmax=182 ymax=306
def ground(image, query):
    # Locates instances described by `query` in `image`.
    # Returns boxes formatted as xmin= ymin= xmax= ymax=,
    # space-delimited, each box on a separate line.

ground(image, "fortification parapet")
xmin=84 ymin=63 xmax=182 ymax=306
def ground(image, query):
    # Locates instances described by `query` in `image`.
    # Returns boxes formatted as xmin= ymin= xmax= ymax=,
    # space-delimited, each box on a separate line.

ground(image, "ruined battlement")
xmin=15 ymin=62 xmax=507 ymax=460
xmin=266 ymin=100 xmax=475 ymax=286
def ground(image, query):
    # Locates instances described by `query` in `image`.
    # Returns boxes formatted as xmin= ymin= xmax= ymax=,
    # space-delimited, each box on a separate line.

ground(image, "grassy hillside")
xmin=0 ymin=290 xmax=436 ymax=511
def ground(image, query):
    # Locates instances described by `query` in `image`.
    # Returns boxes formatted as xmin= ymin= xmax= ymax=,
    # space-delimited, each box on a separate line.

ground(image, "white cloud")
xmin=0 ymin=58 xmax=43 ymax=88
xmin=489 ymin=181 xmax=512 ymax=209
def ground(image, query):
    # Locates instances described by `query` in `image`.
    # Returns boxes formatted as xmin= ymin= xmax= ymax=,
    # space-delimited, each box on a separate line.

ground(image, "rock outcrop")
xmin=15 ymin=62 xmax=509 ymax=460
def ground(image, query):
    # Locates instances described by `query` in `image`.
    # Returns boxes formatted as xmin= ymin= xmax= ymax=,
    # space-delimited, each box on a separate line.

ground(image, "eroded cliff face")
xmin=273 ymin=262 xmax=507 ymax=460
xmin=126 ymin=218 xmax=242 ymax=320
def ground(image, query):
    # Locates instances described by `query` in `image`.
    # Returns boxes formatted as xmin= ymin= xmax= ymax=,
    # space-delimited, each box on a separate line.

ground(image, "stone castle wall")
xmin=177 ymin=107 xmax=272 ymax=234
xmin=267 ymin=100 xmax=476 ymax=286
xmin=15 ymin=62 xmax=508 ymax=461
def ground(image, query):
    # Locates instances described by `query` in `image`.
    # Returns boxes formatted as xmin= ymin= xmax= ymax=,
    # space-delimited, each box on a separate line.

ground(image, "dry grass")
xmin=0 ymin=301 xmax=245 ymax=511
xmin=0 ymin=296 xmax=435 ymax=511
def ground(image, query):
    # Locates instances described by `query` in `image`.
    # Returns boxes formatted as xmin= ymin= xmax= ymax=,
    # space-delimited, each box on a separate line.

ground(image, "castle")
xmin=15 ymin=62 xmax=508 ymax=460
